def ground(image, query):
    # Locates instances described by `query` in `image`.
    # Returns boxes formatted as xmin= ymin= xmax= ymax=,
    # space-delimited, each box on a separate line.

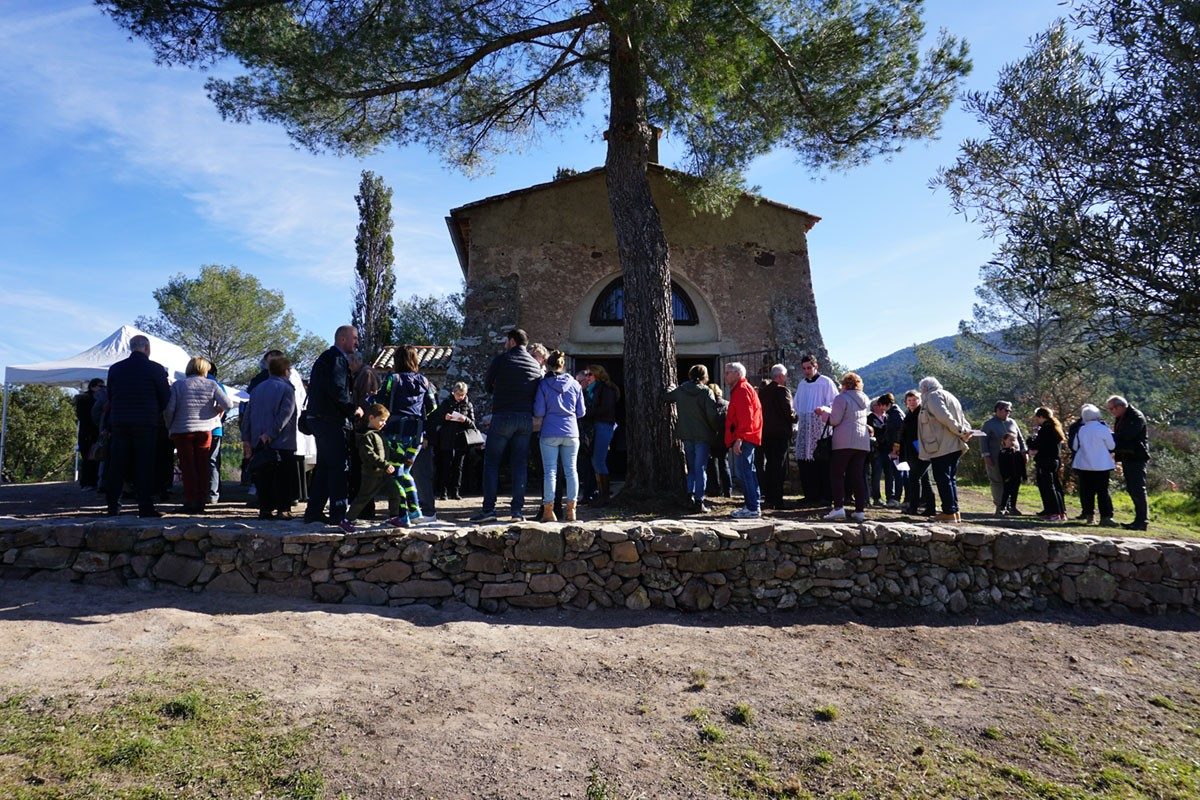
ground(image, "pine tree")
xmin=102 ymin=0 xmax=970 ymax=496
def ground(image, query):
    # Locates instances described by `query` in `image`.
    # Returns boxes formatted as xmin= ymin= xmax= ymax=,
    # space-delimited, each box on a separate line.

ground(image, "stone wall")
xmin=3 ymin=520 xmax=1198 ymax=615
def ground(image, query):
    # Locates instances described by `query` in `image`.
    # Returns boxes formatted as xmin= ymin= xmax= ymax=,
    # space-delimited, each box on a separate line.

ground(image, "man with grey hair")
xmin=724 ymin=362 xmax=763 ymax=519
xmin=104 ymin=334 xmax=170 ymax=517
xmin=1106 ymin=395 xmax=1150 ymax=531
xmin=981 ymin=400 xmax=1027 ymax=515
xmin=757 ymin=363 xmax=795 ymax=509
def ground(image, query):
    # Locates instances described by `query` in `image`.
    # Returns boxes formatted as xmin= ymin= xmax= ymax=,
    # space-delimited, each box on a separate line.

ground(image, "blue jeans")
xmin=871 ymin=451 xmax=901 ymax=501
xmin=683 ymin=440 xmax=710 ymax=502
xmin=540 ymin=436 xmax=579 ymax=503
xmin=208 ymin=435 xmax=222 ymax=503
xmin=482 ymin=412 xmax=533 ymax=514
xmin=305 ymin=416 xmax=350 ymax=524
xmin=592 ymin=422 xmax=616 ymax=475
xmin=930 ymin=451 xmax=962 ymax=514
xmin=732 ymin=442 xmax=760 ymax=512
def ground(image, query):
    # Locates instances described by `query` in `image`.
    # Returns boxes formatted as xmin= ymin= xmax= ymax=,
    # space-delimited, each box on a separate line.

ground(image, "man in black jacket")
xmin=304 ymin=326 xmax=362 ymax=525
xmin=104 ymin=335 xmax=170 ymax=517
xmin=757 ymin=364 xmax=795 ymax=509
xmin=470 ymin=328 xmax=542 ymax=523
xmin=1106 ymin=395 xmax=1150 ymax=531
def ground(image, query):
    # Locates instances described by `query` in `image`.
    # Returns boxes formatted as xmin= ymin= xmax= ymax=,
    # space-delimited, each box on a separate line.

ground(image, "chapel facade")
xmin=443 ymin=164 xmax=827 ymax=416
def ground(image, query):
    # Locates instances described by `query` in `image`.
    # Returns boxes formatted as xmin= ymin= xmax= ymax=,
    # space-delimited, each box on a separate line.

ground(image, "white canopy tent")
xmin=0 ymin=326 xmax=193 ymax=484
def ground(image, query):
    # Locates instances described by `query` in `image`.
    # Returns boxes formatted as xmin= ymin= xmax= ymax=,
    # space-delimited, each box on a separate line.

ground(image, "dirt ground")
xmin=3 ymin=580 xmax=1200 ymax=799
xmin=4 ymin=481 xmax=1200 ymax=797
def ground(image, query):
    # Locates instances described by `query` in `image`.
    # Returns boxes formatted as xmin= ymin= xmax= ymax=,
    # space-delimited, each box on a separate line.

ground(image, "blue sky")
xmin=0 ymin=0 xmax=1065 ymax=377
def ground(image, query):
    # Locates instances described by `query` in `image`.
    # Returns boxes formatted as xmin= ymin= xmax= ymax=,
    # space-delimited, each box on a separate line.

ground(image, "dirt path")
xmin=3 ymin=582 xmax=1199 ymax=798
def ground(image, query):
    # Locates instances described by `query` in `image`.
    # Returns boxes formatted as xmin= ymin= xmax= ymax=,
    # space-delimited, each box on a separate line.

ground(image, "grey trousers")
xmin=984 ymin=458 xmax=1005 ymax=508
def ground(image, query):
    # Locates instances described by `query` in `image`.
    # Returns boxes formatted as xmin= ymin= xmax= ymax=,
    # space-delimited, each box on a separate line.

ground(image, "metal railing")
xmin=720 ymin=349 xmax=785 ymax=383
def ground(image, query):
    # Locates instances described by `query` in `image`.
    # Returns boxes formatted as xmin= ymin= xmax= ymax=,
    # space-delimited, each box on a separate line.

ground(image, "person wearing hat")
xmin=981 ymin=400 xmax=1027 ymax=516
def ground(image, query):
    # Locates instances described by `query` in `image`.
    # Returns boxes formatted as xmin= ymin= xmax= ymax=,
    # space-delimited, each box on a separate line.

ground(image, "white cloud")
xmin=0 ymin=2 xmax=446 ymax=288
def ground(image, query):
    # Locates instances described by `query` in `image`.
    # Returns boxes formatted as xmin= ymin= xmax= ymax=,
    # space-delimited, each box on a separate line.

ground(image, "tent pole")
xmin=0 ymin=382 xmax=9 ymax=486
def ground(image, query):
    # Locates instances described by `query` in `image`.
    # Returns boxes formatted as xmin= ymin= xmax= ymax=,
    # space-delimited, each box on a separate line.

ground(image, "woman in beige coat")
xmin=917 ymin=376 xmax=973 ymax=522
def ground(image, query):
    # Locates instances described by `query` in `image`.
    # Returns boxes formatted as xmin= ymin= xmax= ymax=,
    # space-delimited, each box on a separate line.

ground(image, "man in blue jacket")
xmin=470 ymin=328 xmax=542 ymax=523
xmin=104 ymin=335 xmax=170 ymax=517
xmin=304 ymin=325 xmax=363 ymax=525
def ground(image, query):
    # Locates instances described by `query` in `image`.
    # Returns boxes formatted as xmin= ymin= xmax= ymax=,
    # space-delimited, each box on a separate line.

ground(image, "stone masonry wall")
xmin=2 ymin=520 xmax=1198 ymax=615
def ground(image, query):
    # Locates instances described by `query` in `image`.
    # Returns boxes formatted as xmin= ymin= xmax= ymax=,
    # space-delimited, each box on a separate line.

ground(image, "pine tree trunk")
xmin=604 ymin=25 xmax=680 ymax=498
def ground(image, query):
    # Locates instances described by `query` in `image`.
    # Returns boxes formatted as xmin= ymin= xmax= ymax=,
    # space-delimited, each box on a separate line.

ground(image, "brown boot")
xmin=564 ymin=500 xmax=577 ymax=522
xmin=541 ymin=503 xmax=557 ymax=523
xmin=593 ymin=475 xmax=611 ymax=507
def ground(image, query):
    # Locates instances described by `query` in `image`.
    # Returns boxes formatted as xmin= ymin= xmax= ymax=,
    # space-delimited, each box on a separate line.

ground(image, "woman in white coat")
xmin=1071 ymin=404 xmax=1118 ymax=526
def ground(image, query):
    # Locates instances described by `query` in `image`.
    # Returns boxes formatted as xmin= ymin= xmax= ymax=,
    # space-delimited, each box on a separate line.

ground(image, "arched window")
xmin=590 ymin=277 xmax=699 ymax=326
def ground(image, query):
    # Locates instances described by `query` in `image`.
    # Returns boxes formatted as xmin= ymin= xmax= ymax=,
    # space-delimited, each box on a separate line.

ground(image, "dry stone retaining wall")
xmin=2 ymin=520 xmax=1198 ymax=615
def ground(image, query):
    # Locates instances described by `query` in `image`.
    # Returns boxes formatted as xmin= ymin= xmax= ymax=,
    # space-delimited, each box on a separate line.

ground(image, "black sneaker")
xmin=511 ymin=510 xmax=527 ymax=522
xmin=469 ymin=510 xmax=498 ymax=523
xmin=138 ymin=509 xmax=163 ymax=519
xmin=1122 ymin=521 xmax=1148 ymax=531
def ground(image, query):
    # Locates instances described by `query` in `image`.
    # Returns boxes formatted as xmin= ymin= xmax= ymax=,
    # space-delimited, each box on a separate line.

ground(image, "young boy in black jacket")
xmin=997 ymin=432 xmax=1026 ymax=516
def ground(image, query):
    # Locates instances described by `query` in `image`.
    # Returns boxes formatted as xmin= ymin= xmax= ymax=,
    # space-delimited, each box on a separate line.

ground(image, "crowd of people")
xmin=78 ymin=332 xmax=1153 ymax=532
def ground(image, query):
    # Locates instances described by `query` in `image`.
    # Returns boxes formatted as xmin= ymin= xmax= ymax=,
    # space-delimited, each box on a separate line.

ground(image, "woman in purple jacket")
xmin=534 ymin=350 xmax=587 ymax=522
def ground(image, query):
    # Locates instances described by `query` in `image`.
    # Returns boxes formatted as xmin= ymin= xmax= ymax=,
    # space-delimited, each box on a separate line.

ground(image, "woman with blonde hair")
xmin=163 ymin=356 xmax=233 ymax=514
xmin=821 ymin=372 xmax=871 ymax=522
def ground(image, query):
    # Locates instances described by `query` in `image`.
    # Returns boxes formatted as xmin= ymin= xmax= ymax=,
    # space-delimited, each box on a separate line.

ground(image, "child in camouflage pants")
xmin=345 ymin=404 xmax=403 ymax=528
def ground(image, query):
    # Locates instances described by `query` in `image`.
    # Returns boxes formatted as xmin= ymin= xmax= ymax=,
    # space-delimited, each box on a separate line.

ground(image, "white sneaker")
xmin=730 ymin=507 xmax=761 ymax=519
xmin=823 ymin=507 xmax=847 ymax=521
xmin=413 ymin=514 xmax=439 ymax=525
xmin=851 ymin=511 xmax=866 ymax=522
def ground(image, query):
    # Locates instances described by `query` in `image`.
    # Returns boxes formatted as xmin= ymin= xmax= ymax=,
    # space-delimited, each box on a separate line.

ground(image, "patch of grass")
xmin=0 ymin=679 xmax=320 ymax=799
xmin=699 ymin=723 xmax=727 ymax=743
xmin=813 ymin=704 xmax=840 ymax=722
xmin=993 ymin=764 xmax=1089 ymax=799
xmin=634 ymin=695 xmax=651 ymax=716
xmin=686 ymin=706 xmax=709 ymax=722
xmin=1149 ymin=695 xmax=1178 ymax=711
xmin=274 ymin=769 xmax=326 ymax=800
xmin=586 ymin=767 xmax=620 ymax=800
xmin=812 ymin=750 xmax=834 ymax=766
xmin=1036 ymin=731 xmax=1079 ymax=761
xmin=98 ymin=735 xmax=158 ymax=767
xmin=159 ymin=689 xmax=205 ymax=720
xmin=697 ymin=746 xmax=806 ymax=799
xmin=954 ymin=677 xmax=980 ymax=689
xmin=688 ymin=668 xmax=710 ymax=692
xmin=728 ymin=702 xmax=755 ymax=726
xmin=981 ymin=726 xmax=1005 ymax=741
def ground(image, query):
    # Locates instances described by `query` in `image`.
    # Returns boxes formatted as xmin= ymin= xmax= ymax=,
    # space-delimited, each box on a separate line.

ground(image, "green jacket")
xmin=356 ymin=429 xmax=391 ymax=476
xmin=667 ymin=381 xmax=720 ymax=443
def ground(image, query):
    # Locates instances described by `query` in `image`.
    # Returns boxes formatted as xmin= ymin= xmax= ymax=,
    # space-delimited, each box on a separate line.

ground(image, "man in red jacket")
xmin=724 ymin=362 xmax=764 ymax=519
